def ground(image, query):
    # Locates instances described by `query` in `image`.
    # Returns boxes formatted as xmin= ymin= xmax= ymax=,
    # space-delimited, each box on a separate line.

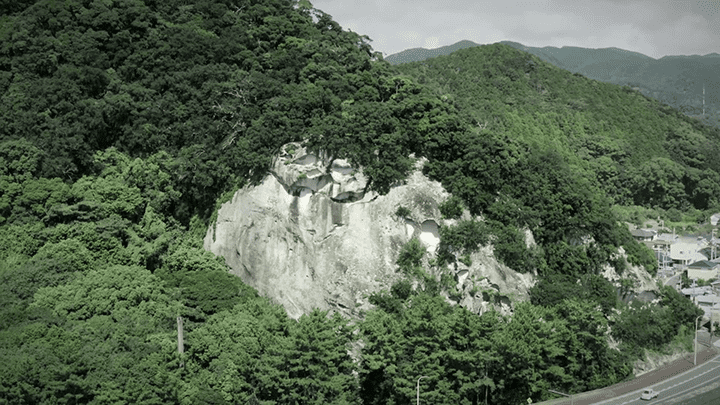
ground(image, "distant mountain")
xmin=384 ymin=40 xmax=481 ymax=64
xmin=386 ymin=40 xmax=720 ymax=128
xmin=501 ymin=41 xmax=720 ymax=128
xmin=499 ymin=41 xmax=655 ymax=78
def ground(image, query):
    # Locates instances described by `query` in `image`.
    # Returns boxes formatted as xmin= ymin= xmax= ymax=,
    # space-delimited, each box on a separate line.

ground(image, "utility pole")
xmin=416 ymin=376 xmax=429 ymax=405
xmin=695 ymin=315 xmax=704 ymax=365
xmin=712 ymin=304 xmax=717 ymax=346
xmin=177 ymin=316 xmax=185 ymax=367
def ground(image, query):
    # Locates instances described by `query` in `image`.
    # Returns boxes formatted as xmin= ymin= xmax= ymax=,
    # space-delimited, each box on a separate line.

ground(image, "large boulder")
xmin=204 ymin=143 xmax=535 ymax=319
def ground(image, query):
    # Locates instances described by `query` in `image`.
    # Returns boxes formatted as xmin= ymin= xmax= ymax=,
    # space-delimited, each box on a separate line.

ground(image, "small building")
xmin=711 ymin=280 xmax=720 ymax=294
xmin=655 ymin=251 xmax=673 ymax=276
xmin=695 ymin=295 xmax=720 ymax=321
xmin=681 ymin=286 xmax=713 ymax=298
xmin=631 ymin=229 xmax=657 ymax=242
xmin=707 ymin=238 xmax=720 ymax=261
xmin=686 ymin=260 xmax=720 ymax=281
xmin=644 ymin=239 xmax=672 ymax=252
xmin=710 ymin=213 xmax=720 ymax=226
xmin=670 ymin=243 xmax=707 ymax=268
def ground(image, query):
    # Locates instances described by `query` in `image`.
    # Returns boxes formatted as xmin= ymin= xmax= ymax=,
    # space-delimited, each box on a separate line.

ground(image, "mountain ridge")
xmin=387 ymin=40 xmax=720 ymax=128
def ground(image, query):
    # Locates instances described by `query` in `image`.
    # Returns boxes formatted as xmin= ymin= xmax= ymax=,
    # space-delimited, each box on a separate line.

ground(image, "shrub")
xmin=492 ymin=223 xmax=535 ymax=273
xmin=397 ymin=238 xmax=425 ymax=277
xmin=391 ymin=279 xmax=414 ymax=300
xmin=395 ymin=206 xmax=411 ymax=218
xmin=437 ymin=220 xmax=489 ymax=266
xmin=439 ymin=195 xmax=464 ymax=219
xmin=368 ymin=291 xmax=402 ymax=313
xmin=666 ymin=208 xmax=682 ymax=222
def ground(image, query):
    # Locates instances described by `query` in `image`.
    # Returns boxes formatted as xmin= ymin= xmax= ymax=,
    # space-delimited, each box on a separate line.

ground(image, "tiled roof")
xmin=682 ymin=286 xmax=713 ymax=296
xmin=631 ymin=229 xmax=656 ymax=238
xmin=688 ymin=260 xmax=720 ymax=270
xmin=696 ymin=295 xmax=720 ymax=304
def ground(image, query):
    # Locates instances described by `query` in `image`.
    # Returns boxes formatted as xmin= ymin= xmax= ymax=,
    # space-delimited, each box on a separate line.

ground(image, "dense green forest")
xmin=0 ymin=0 xmax=712 ymax=404
xmin=498 ymin=41 xmax=720 ymax=129
xmin=384 ymin=39 xmax=480 ymax=66
xmin=386 ymin=40 xmax=720 ymax=130
xmin=395 ymin=44 xmax=720 ymax=211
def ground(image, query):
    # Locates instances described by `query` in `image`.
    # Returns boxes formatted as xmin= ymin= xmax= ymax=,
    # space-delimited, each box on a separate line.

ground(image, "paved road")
xmin=663 ymin=274 xmax=680 ymax=288
xmin=674 ymin=379 xmax=720 ymax=404
xmin=592 ymin=354 xmax=720 ymax=405
xmin=536 ymin=337 xmax=720 ymax=405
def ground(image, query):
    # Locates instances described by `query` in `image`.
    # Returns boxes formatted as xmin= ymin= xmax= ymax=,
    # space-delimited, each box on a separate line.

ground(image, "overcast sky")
xmin=311 ymin=0 xmax=720 ymax=59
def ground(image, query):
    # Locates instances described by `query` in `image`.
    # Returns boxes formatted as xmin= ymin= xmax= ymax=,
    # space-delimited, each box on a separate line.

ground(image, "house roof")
xmin=711 ymin=213 xmax=720 ymax=226
xmin=688 ymin=260 xmax=720 ymax=270
xmin=682 ymin=286 xmax=713 ymax=296
xmin=631 ymin=229 xmax=656 ymax=238
xmin=649 ymin=239 xmax=672 ymax=245
xmin=657 ymin=233 xmax=679 ymax=242
xmin=670 ymin=243 xmax=706 ymax=261
xmin=696 ymin=294 xmax=720 ymax=304
xmin=700 ymin=247 xmax=718 ymax=260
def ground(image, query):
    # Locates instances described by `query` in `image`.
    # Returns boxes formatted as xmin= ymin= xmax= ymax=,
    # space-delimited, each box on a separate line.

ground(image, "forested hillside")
xmin=0 ymin=0 xmax=710 ymax=404
xmin=0 ymin=0 xmax=447 ymax=222
xmin=499 ymin=41 xmax=720 ymax=128
xmin=396 ymin=44 xmax=720 ymax=212
xmin=384 ymin=39 xmax=480 ymax=65
xmin=386 ymin=40 xmax=720 ymax=130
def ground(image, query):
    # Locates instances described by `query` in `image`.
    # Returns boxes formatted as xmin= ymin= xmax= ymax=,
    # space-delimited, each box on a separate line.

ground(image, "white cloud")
xmin=424 ymin=36 xmax=440 ymax=48
xmin=398 ymin=30 xmax=422 ymax=44
xmin=311 ymin=0 xmax=720 ymax=58
xmin=519 ymin=11 xmax=582 ymax=35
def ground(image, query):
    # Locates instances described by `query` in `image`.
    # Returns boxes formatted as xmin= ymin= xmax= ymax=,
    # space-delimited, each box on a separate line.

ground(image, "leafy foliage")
xmin=397 ymin=44 xmax=720 ymax=212
xmin=394 ymin=205 xmax=411 ymax=218
xmin=0 ymin=2 xmax=712 ymax=404
xmin=530 ymin=273 xmax=618 ymax=316
xmin=157 ymin=246 xmax=259 ymax=323
xmin=359 ymin=293 xmax=499 ymax=405
xmin=437 ymin=220 xmax=489 ymax=266
xmin=438 ymin=195 xmax=464 ymax=219
xmin=396 ymin=237 xmax=425 ymax=277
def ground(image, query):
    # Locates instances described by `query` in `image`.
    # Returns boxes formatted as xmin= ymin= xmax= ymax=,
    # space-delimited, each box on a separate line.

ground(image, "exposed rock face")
xmin=454 ymin=245 xmax=536 ymax=315
xmin=204 ymin=143 xmax=535 ymax=319
xmin=601 ymin=246 xmax=658 ymax=303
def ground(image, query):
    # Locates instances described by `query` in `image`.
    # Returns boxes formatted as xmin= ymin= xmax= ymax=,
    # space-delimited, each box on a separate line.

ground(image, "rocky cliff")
xmin=601 ymin=246 xmax=659 ymax=302
xmin=204 ymin=143 xmax=536 ymax=319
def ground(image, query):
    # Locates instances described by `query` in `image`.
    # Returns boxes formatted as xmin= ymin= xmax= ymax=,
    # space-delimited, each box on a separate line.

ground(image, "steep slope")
xmin=0 ymin=0 xmax=431 ymax=222
xmin=395 ymin=43 xmax=720 ymax=212
xmin=0 ymin=1 xmax=709 ymax=404
xmin=499 ymin=42 xmax=720 ymax=128
xmin=387 ymin=40 xmax=720 ymax=129
xmin=205 ymin=144 xmax=534 ymax=319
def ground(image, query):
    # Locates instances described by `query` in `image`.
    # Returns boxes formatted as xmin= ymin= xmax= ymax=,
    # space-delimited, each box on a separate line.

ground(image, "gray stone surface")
xmin=205 ymin=144 xmax=536 ymax=319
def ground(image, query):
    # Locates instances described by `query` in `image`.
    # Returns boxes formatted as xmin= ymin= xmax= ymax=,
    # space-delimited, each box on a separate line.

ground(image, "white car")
xmin=641 ymin=388 xmax=659 ymax=400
